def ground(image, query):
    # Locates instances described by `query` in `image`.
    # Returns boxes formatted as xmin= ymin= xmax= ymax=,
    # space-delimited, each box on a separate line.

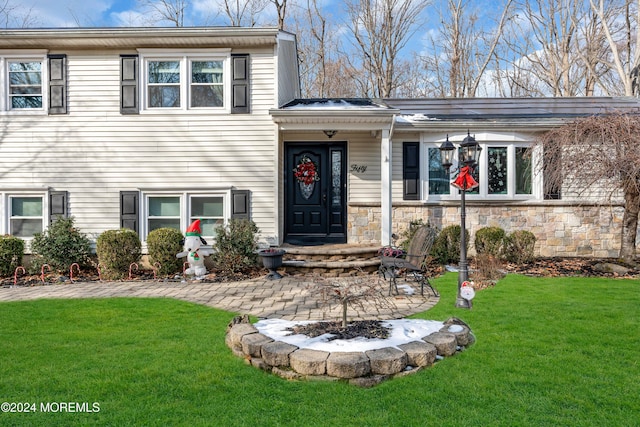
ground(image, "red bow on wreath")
xmin=451 ymin=166 xmax=479 ymax=191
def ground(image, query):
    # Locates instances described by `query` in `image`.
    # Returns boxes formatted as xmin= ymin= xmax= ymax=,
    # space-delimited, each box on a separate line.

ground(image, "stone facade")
xmin=348 ymin=202 xmax=625 ymax=258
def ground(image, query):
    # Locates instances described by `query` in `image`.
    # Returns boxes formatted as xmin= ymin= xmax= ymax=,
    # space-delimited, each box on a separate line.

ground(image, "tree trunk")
xmin=620 ymin=186 xmax=640 ymax=262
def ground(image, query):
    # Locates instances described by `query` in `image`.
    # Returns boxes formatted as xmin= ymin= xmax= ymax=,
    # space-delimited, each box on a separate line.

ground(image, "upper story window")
xmin=140 ymin=50 xmax=229 ymax=112
xmin=8 ymin=60 xmax=43 ymax=109
xmin=404 ymin=136 xmax=540 ymax=201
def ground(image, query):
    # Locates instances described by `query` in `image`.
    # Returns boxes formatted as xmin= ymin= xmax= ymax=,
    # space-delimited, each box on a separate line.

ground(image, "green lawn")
xmin=0 ymin=274 xmax=638 ymax=426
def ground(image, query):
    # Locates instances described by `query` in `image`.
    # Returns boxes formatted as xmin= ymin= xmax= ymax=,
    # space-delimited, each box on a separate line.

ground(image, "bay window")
xmin=416 ymin=139 xmax=537 ymax=200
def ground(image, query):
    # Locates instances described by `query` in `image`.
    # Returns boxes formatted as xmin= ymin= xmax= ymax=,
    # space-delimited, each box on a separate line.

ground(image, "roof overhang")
xmin=0 ymin=27 xmax=284 ymax=50
xmin=270 ymin=98 xmax=399 ymax=131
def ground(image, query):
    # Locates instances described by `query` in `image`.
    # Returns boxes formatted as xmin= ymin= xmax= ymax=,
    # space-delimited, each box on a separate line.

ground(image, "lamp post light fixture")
xmin=439 ymin=132 xmax=480 ymax=309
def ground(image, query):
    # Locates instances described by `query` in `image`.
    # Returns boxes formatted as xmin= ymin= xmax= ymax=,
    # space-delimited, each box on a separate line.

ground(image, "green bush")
xmin=474 ymin=226 xmax=506 ymax=257
xmin=504 ymin=230 xmax=537 ymax=264
xmin=146 ymin=227 xmax=184 ymax=276
xmin=29 ymin=217 xmax=92 ymax=273
xmin=211 ymin=219 xmax=259 ymax=275
xmin=0 ymin=235 xmax=24 ymax=276
xmin=96 ymin=229 xmax=141 ymax=280
xmin=431 ymin=225 xmax=469 ymax=265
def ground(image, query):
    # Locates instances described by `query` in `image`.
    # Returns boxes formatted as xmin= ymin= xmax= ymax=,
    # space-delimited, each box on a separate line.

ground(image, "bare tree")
xmin=0 ymin=0 xmax=38 ymax=28
xmin=537 ymin=113 xmax=640 ymax=261
xmin=271 ymin=0 xmax=287 ymax=29
xmin=589 ymin=0 xmax=640 ymax=96
xmin=137 ymin=0 xmax=188 ymax=26
xmin=421 ymin=0 xmax=514 ymax=97
xmin=504 ymin=0 xmax=587 ymax=96
xmin=344 ymin=0 xmax=430 ymax=98
xmin=219 ymin=0 xmax=270 ymax=26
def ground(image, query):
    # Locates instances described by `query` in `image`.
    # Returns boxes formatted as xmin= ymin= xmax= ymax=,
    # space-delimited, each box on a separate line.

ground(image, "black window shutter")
xmin=231 ymin=189 xmax=250 ymax=220
xmin=120 ymin=191 xmax=139 ymax=232
xmin=231 ymin=54 xmax=250 ymax=114
xmin=403 ymin=142 xmax=420 ymax=200
xmin=49 ymin=191 xmax=68 ymax=223
xmin=120 ymin=55 xmax=139 ymax=114
xmin=48 ymin=54 xmax=67 ymax=114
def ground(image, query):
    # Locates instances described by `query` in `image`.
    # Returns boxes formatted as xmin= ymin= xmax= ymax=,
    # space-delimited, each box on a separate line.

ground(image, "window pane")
xmin=191 ymin=61 xmax=223 ymax=83
xmin=516 ymin=147 xmax=533 ymax=194
xmin=149 ymin=218 xmax=181 ymax=232
xmin=12 ymin=197 xmax=43 ymax=216
xmin=428 ymin=148 xmax=450 ymax=195
xmin=149 ymin=197 xmax=180 ymax=216
xmin=488 ymin=147 xmax=508 ymax=195
xmin=190 ymin=85 xmax=223 ymax=107
xmin=458 ymin=148 xmax=480 ymax=194
xmin=191 ymin=197 xmax=223 ymax=217
xmin=198 ymin=218 xmax=224 ymax=237
xmin=11 ymin=219 xmax=42 ymax=237
xmin=148 ymin=61 xmax=180 ymax=83
xmin=149 ymin=86 xmax=180 ymax=108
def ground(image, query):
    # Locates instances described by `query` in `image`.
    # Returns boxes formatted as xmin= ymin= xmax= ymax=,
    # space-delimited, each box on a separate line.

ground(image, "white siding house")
xmin=0 ymin=27 xmax=298 ymax=251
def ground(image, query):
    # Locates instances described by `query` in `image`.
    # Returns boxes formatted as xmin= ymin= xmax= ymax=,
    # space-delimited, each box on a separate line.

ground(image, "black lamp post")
xmin=439 ymin=132 xmax=480 ymax=309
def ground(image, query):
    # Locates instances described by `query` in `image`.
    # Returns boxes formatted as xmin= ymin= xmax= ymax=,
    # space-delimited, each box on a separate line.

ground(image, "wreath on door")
xmin=293 ymin=155 xmax=320 ymax=185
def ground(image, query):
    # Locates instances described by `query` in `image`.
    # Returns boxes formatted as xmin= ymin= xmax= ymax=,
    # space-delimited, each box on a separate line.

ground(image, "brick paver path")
xmin=0 ymin=275 xmax=438 ymax=321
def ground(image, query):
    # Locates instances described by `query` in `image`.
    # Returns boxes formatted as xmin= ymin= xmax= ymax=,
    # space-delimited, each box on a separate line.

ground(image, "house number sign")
xmin=350 ymin=164 xmax=368 ymax=173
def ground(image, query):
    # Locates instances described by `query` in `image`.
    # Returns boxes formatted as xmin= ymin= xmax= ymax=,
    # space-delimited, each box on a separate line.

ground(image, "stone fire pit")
xmin=226 ymin=318 xmax=474 ymax=387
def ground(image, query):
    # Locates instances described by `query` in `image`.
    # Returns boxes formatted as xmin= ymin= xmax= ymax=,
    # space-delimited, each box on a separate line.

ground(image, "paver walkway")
xmin=0 ymin=275 xmax=439 ymax=321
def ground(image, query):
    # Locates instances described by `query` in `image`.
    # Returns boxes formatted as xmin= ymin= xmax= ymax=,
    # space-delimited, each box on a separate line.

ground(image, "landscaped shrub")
xmin=29 ymin=216 xmax=93 ymax=273
xmin=146 ymin=227 xmax=184 ymax=276
xmin=503 ymin=230 xmax=537 ymax=264
xmin=96 ymin=229 xmax=141 ymax=280
xmin=211 ymin=219 xmax=259 ymax=275
xmin=431 ymin=225 xmax=469 ymax=265
xmin=0 ymin=235 xmax=24 ymax=276
xmin=474 ymin=226 xmax=506 ymax=257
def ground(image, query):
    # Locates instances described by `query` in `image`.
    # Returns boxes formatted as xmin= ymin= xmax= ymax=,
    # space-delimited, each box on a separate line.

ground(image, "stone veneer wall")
xmin=348 ymin=203 xmax=625 ymax=258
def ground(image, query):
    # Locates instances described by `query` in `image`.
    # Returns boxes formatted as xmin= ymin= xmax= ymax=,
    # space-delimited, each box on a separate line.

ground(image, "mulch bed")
xmin=286 ymin=319 xmax=391 ymax=340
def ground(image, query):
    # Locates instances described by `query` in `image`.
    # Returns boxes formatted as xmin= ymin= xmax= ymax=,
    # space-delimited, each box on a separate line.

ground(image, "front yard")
xmin=0 ymin=273 xmax=638 ymax=426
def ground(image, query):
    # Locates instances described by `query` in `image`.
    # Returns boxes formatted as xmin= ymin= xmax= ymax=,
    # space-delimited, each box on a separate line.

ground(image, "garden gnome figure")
xmin=176 ymin=219 xmax=212 ymax=280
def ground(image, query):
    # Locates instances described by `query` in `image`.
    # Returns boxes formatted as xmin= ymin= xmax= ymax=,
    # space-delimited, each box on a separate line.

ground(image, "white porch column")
xmin=381 ymin=128 xmax=392 ymax=245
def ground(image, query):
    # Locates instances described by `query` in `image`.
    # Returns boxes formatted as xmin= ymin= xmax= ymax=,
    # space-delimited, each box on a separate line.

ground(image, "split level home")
xmin=1 ymin=26 xmax=639 ymax=259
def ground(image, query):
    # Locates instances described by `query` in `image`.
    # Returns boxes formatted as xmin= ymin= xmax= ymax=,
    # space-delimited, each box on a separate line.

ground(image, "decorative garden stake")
xmin=176 ymin=219 xmax=212 ymax=280
xmin=129 ymin=262 xmax=138 ymax=280
xmin=14 ymin=266 xmax=25 ymax=286
xmin=70 ymin=263 xmax=80 ymax=283
xmin=40 ymin=264 xmax=51 ymax=284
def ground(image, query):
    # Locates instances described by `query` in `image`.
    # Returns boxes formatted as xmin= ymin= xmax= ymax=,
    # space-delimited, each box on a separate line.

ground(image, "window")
xmin=141 ymin=51 xmax=229 ymax=111
xmin=144 ymin=192 xmax=228 ymax=240
xmin=8 ymin=60 xmax=43 ymax=109
xmin=10 ymin=196 xmax=43 ymax=237
xmin=418 ymin=141 xmax=536 ymax=200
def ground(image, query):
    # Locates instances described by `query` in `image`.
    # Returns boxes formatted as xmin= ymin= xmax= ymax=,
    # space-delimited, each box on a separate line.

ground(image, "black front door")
xmin=285 ymin=142 xmax=347 ymax=244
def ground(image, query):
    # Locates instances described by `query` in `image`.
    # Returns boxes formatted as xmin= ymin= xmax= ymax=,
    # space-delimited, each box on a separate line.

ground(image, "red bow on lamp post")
xmin=451 ymin=165 xmax=479 ymax=191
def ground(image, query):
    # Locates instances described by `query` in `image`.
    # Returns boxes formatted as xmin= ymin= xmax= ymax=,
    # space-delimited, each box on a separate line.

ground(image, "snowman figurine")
xmin=176 ymin=219 xmax=212 ymax=280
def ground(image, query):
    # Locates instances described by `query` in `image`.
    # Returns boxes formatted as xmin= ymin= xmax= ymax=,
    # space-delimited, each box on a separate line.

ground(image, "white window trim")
xmin=421 ymin=133 xmax=541 ymax=201
xmin=0 ymin=51 xmax=48 ymax=115
xmin=2 ymin=191 xmax=48 ymax=239
xmin=138 ymin=49 xmax=231 ymax=114
xmin=141 ymin=190 xmax=231 ymax=242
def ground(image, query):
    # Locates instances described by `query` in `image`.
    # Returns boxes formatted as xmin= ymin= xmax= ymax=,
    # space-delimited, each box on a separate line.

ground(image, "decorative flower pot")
xmin=258 ymin=249 xmax=285 ymax=280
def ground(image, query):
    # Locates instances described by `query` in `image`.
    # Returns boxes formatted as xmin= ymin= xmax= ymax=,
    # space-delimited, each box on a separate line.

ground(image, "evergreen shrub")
xmin=474 ymin=226 xmax=506 ymax=257
xmin=96 ymin=229 xmax=141 ymax=280
xmin=432 ymin=225 xmax=469 ymax=265
xmin=504 ymin=230 xmax=537 ymax=264
xmin=212 ymin=219 xmax=259 ymax=275
xmin=30 ymin=217 xmax=92 ymax=273
xmin=146 ymin=227 xmax=184 ymax=276
xmin=0 ymin=235 xmax=24 ymax=276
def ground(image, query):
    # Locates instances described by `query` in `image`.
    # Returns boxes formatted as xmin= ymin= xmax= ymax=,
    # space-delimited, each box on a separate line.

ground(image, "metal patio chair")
xmin=379 ymin=225 xmax=439 ymax=297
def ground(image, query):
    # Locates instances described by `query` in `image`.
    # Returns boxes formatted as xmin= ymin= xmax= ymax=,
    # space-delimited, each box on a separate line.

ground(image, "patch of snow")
xmin=397 ymin=114 xmax=441 ymax=122
xmin=285 ymin=100 xmax=388 ymax=110
xmin=396 ymin=284 xmax=415 ymax=295
xmin=448 ymin=324 xmax=464 ymax=333
xmin=255 ymin=318 xmax=445 ymax=353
